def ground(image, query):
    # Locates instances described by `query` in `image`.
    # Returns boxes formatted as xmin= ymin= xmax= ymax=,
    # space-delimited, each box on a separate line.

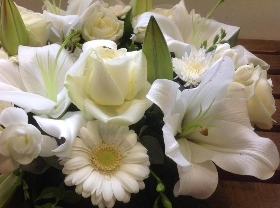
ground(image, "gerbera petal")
xmin=120 ymin=164 xmax=149 ymax=180
xmin=111 ymin=175 xmax=125 ymax=201
xmin=115 ymin=171 xmax=139 ymax=193
xmin=63 ymin=157 xmax=90 ymax=171
xmin=102 ymin=178 xmax=113 ymax=202
xmin=73 ymin=166 xmax=93 ymax=185
xmin=122 ymin=152 xmax=149 ymax=164
xmin=83 ymin=171 xmax=100 ymax=193
xmin=118 ymin=133 xmax=137 ymax=152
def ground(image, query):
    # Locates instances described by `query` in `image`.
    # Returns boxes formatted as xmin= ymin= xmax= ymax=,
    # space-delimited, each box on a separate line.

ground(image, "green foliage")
xmin=201 ymin=28 xmax=229 ymax=53
xmin=0 ymin=0 xmax=29 ymax=55
xmin=142 ymin=16 xmax=173 ymax=83
xmin=139 ymin=135 xmax=164 ymax=164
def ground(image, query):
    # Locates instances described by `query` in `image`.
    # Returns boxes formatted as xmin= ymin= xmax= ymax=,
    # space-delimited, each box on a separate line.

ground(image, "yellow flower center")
xmin=91 ymin=143 xmax=123 ymax=175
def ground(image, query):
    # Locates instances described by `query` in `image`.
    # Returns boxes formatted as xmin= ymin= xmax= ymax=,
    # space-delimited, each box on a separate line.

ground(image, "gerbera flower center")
xmin=91 ymin=143 xmax=123 ymax=175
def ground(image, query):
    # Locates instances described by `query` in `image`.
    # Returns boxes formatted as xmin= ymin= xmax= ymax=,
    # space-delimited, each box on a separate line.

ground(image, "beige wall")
xmin=14 ymin=0 xmax=280 ymax=40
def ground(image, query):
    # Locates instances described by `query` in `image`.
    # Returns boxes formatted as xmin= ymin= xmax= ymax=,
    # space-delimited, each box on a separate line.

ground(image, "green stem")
xmin=205 ymin=0 xmax=225 ymax=19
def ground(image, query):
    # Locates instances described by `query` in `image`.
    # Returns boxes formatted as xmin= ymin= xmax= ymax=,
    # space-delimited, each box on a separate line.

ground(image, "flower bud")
xmin=0 ymin=0 xmax=29 ymax=55
xmin=130 ymin=0 xmax=153 ymax=17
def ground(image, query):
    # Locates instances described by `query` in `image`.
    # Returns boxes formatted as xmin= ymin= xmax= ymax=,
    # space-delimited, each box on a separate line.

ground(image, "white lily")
xmin=34 ymin=111 xmax=86 ymax=157
xmin=0 ymin=44 xmax=74 ymax=118
xmin=133 ymin=0 xmax=240 ymax=58
xmin=147 ymin=56 xmax=279 ymax=198
xmin=42 ymin=0 xmax=94 ymax=43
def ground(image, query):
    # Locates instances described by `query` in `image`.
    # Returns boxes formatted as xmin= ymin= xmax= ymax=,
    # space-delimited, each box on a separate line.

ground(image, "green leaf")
xmin=36 ymin=187 xmax=57 ymax=201
xmin=142 ymin=16 xmax=173 ymax=83
xmin=54 ymin=183 xmax=65 ymax=201
xmin=0 ymin=0 xmax=29 ymax=55
xmin=35 ymin=203 xmax=53 ymax=208
xmin=139 ymin=135 xmax=164 ymax=164
xmin=228 ymin=28 xmax=240 ymax=47
xmin=119 ymin=8 xmax=134 ymax=49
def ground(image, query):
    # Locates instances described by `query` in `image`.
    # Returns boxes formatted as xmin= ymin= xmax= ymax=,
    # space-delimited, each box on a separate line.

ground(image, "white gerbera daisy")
xmin=173 ymin=46 xmax=214 ymax=87
xmin=60 ymin=120 xmax=150 ymax=208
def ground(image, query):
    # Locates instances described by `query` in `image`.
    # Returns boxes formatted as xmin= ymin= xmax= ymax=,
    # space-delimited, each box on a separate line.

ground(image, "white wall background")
xmin=14 ymin=0 xmax=280 ymax=40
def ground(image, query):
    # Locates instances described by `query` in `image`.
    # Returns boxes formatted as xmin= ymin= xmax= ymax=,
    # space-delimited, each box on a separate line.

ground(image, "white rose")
xmin=65 ymin=40 xmax=152 ymax=125
xmin=233 ymin=64 xmax=254 ymax=86
xmin=81 ymin=1 xmax=124 ymax=42
xmin=246 ymin=66 xmax=275 ymax=129
xmin=0 ymin=107 xmax=43 ymax=173
xmin=215 ymin=43 xmax=269 ymax=70
xmin=16 ymin=5 xmax=51 ymax=46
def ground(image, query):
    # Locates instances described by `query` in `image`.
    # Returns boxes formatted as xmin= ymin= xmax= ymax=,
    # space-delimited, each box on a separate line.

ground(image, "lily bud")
xmin=0 ymin=0 xmax=29 ymax=55
xmin=130 ymin=0 xmax=153 ymax=17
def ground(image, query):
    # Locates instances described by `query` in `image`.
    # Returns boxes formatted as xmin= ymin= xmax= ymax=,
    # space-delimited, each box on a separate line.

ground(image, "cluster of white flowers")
xmin=0 ymin=0 xmax=278 ymax=207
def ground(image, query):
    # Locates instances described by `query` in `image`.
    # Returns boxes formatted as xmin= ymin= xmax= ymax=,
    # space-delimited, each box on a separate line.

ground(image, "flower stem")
xmin=205 ymin=0 xmax=225 ymax=19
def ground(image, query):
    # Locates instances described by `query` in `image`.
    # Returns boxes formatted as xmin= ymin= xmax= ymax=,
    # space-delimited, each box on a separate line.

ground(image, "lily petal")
xmin=189 ymin=120 xmax=279 ymax=180
xmin=39 ymin=135 xmax=58 ymax=157
xmin=34 ymin=111 xmax=86 ymax=157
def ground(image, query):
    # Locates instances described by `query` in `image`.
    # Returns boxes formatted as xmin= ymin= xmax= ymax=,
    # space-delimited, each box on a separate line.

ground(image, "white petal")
xmin=82 ymin=171 xmax=100 ymax=193
xmin=87 ymin=58 xmax=124 ymax=105
xmin=162 ymin=119 xmax=191 ymax=170
xmin=72 ymin=166 xmax=93 ymax=185
xmin=120 ymin=164 xmax=149 ymax=180
xmin=18 ymin=44 xmax=73 ymax=98
xmin=84 ymin=98 xmax=147 ymax=126
xmin=147 ymin=79 xmax=181 ymax=117
xmin=181 ymin=57 xmax=234 ymax=124
xmin=122 ymin=152 xmax=149 ymax=164
xmin=66 ymin=0 xmax=94 ymax=15
xmin=111 ymin=175 xmax=125 ymax=201
xmin=134 ymin=12 xmax=184 ymax=43
xmin=0 ymin=60 xmax=26 ymax=90
xmin=39 ymin=135 xmax=57 ymax=157
xmin=63 ymin=156 xmax=90 ymax=171
xmin=102 ymin=178 xmax=113 ymax=202
xmin=0 ymin=90 xmax=56 ymax=113
xmin=0 ymin=154 xmax=19 ymax=174
xmin=0 ymin=107 xmax=28 ymax=126
xmin=233 ymin=45 xmax=269 ymax=70
xmin=118 ymin=132 xmax=137 ymax=152
xmin=189 ymin=120 xmax=279 ymax=180
xmin=174 ymin=160 xmax=218 ymax=199
xmin=115 ymin=171 xmax=139 ymax=193
xmin=34 ymin=111 xmax=86 ymax=157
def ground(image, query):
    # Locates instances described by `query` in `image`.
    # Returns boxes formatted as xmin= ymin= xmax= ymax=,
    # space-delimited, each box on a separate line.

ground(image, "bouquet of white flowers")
xmin=0 ymin=0 xmax=278 ymax=207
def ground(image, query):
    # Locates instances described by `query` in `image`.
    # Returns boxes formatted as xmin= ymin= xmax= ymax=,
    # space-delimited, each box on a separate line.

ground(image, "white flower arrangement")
xmin=0 ymin=0 xmax=278 ymax=207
